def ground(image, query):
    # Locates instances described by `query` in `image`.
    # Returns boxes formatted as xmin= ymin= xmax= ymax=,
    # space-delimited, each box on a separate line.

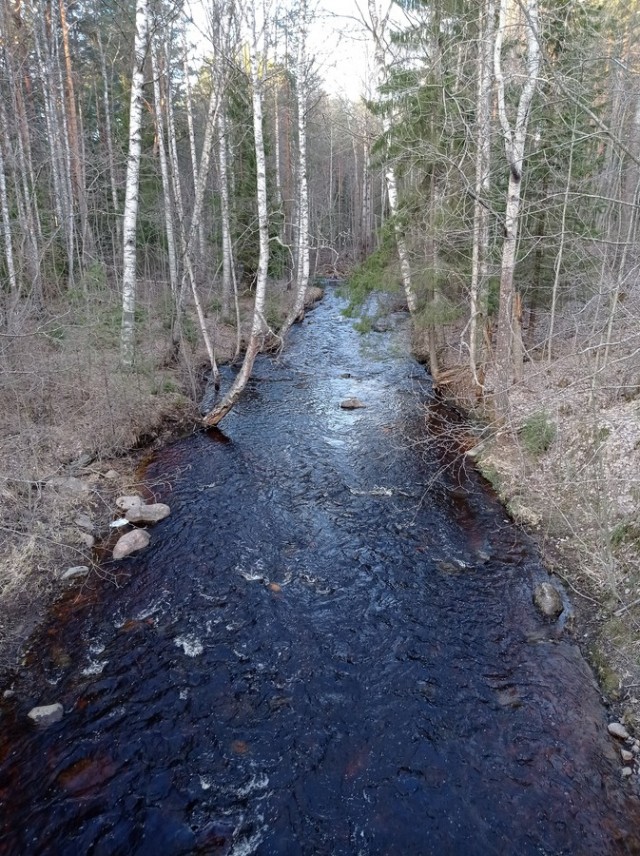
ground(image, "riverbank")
xmin=0 ymin=282 xmax=323 ymax=679
xmin=409 ymin=300 xmax=640 ymax=732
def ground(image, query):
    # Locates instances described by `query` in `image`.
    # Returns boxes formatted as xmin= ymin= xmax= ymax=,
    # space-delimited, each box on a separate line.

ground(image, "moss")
xmin=520 ymin=411 xmax=556 ymax=456
xmin=589 ymin=643 xmax=622 ymax=700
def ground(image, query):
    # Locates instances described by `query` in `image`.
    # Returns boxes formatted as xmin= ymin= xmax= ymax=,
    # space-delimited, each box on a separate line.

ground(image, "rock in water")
xmin=125 ymin=503 xmax=171 ymax=524
xmin=28 ymin=703 xmax=64 ymax=725
xmin=112 ymin=529 xmax=150 ymax=560
xmin=340 ymin=398 xmax=366 ymax=410
xmin=532 ymin=581 xmax=564 ymax=619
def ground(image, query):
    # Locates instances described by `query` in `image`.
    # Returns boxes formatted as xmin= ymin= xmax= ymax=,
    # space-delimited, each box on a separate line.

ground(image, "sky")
xmin=183 ymin=0 xmax=378 ymax=101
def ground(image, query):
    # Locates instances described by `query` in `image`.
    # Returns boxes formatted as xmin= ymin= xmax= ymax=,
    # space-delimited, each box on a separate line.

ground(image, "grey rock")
xmin=125 ymin=503 xmax=171 ymax=524
xmin=104 ymin=469 xmax=119 ymax=480
xmin=621 ymin=749 xmax=634 ymax=762
xmin=532 ymin=581 xmax=564 ymax=619
xmin=69 ymin=452 xmax=94 ymax=470
xmin=60 ymin=565 xmax=90 ymax=582
xmin=608 ymin=721 xmax=631 ymax=741
xmin=48 ymin=477 xmax=91 ymax=497
xmin=115 ymin=495 xmax=144 ymax=512
xmin=340 ymin=397 xmax=366 ymax=410
xmin=28 ymin=703 xmax=64 ymax=725
xmin=622 ymin=767 xmax=633 ymax=777
xmin=74 ymin=513 xmax=94 ymax=532
xmin=78 ymin=533 xmax=95 ymax=548
xmin=112 ymin=529 xmax=150 ymax=560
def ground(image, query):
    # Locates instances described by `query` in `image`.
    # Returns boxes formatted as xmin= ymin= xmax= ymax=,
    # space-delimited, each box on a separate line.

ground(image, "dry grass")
xmin=0 ymin=277 xmax=322 ymax=677
xmin=418 ymin=294 xmax=640 ymax=726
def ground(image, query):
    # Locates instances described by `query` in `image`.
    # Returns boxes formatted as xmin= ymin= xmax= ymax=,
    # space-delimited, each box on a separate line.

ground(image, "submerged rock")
xmin=125 ymin=503 xmax=171 ymax=524
xmin=532 ymin=581 xmax=564 ymax=619
xmin=112 ymin=529 xmax=150 ymax=560
xmin=28 ymin=703 xmax=64 ymax=725
xmin=340 ymin=398 xmax=366 ymax=410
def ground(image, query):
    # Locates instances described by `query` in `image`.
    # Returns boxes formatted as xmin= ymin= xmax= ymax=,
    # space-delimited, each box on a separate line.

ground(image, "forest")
xmin=1 ymin=0 xmax=640 ymax=714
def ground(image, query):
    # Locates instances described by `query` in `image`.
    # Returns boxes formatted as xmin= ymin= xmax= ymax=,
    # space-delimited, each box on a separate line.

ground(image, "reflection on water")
xmin=0 ymin=287 xmax=639 ymax=855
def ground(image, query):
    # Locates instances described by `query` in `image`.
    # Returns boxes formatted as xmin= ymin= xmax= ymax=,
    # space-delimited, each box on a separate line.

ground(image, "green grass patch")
xmin=520 ymin=411 xmax=556 ymax=456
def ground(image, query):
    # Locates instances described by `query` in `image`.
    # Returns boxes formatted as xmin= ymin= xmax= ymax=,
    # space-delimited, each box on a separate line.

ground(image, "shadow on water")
xmin=1 ymin=287 xmax=640 ymax=855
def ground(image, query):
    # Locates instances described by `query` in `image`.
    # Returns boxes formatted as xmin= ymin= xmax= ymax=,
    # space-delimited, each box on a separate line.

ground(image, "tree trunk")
xmin=469 ymin=0 xmax=495 ymax=389
xmin=280 ymin=0 xmax=310 ymax=337
xmin=120 ymin=0 xmax=149 ymax=367
xmin=491 ymin=0 xmax=540 ymax=412
xmin=203 ymin=1 xmax=270 ymax=427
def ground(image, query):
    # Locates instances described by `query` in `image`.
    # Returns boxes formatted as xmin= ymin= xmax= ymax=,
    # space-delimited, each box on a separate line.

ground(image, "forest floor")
xmin=410 ymin=296 xmax=640 ymax=731
xmin=0 ymin=280 xmax=323 ymax=680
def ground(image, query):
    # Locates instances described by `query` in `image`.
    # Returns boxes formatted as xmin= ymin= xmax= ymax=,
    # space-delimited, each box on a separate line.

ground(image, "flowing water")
xmin=1 ymin=287 xmax=639 ymax=855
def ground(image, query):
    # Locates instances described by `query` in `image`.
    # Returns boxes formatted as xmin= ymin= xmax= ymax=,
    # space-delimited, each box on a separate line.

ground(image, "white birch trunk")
xmin=281 ymin=0 xmax=310 ymax=336
xmin=120 ymin=0 xmax=149 ymax=367
xmin=469 ymin=0 xmax=495 ymax=388
xmin=164 ymin=44 xmax=218 ymax=379
xmin=0 ymin=122 xmax=19 ymax=325
xmin=203 ymin=1 xmax=270 ymax=427
xmin=218 ymin=107 xmax=233 ymax=318
xmin=492 ymin=0 xmax=540 ymax=409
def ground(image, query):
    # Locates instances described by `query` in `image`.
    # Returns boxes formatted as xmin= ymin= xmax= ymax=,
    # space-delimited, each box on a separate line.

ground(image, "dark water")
xmin=1 ymin=288 xmax=639 ymax=855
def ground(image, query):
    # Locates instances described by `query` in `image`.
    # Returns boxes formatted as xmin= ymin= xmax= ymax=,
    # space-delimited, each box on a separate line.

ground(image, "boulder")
xmin=74 ymin=513 xmax=94 ymax=532
xmin=48 ymin=477 xmax=91 ymax=497
xmin=115 ymin=495 xmax=144 ymax=512
xmin=104 ymin=469 xmax=119 ymax=480
xmin=304 ymin=286 xmax=324 ymax=307
xmin=60 ymin=565 xmax=90 ymax=582
xmin=112 ymin=529 xmax=150 ymax=560
xmin=340 ymin=398 xmax=366 ymax=410
xmin=28 ymin=703 xmax=64 ymax=725
xmin=125 ymin=503 xmax=171 ymax=524
xmin=608 ymin=721 xmax=631 ymax=741
xmin=532 ymin=581 xmax=564 ymax=619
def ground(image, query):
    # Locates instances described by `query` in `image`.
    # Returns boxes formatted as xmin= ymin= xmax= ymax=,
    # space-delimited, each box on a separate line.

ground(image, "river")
xmin=0 ymin=286 xmax=639 ymax=855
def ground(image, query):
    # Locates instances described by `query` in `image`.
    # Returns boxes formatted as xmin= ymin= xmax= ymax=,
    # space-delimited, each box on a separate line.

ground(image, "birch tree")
xmin=280 ymin=0 xmax=310 ymax=337
xmin=491 ymin=0 xmax=541 ymax=411
xmin=203 ymin=0 xmax=271 ymax=426
xmin=120 ymin=0 xmax=149 ymax=367
xmin=468 ymin=0 xmax=495 ymax=389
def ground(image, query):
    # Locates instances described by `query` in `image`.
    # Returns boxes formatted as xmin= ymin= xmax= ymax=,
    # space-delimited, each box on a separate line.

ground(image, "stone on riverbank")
xmin=608 ymin=721 xmax=631 ymax=741
xmin=113 ymin=529 xmax=150 ymax=560
xmin=125 ymin=503 xmax=171 ymax=524
xmin=60 ymin=565 xmax=90 ymax=582
xmin=533 ymin=582 xmax=564 ymax=619
xmin=28 ymin=703 xmax=64 ymax=725
xmin=115 ymin=495 xmax=144 ymax=511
